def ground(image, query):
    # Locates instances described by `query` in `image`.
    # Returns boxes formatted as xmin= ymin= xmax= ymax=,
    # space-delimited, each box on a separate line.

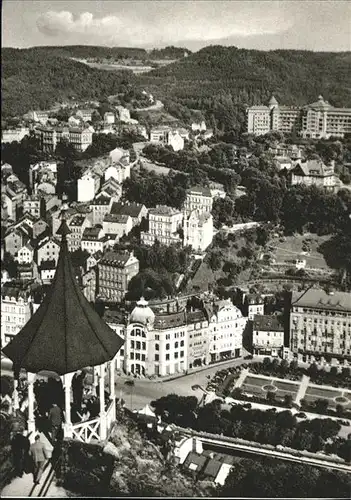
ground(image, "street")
xmin=115 ymin=357 xmax=250 ymax=410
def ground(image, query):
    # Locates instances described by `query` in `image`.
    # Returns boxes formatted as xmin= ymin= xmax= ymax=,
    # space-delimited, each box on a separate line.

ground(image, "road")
xmin=134 ymin=100 xmax=164 ymax=112
xmin=115 ymin=357 xmax=250 ymax=410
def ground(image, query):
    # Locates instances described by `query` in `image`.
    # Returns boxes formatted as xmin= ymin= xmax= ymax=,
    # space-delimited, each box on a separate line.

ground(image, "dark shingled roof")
xmin=2 ymin=220 xmax=124 ymax=376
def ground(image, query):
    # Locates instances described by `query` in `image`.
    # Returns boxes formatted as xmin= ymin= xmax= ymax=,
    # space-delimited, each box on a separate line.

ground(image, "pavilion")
xmin=2 ymin=207 xmax=124 ymax=443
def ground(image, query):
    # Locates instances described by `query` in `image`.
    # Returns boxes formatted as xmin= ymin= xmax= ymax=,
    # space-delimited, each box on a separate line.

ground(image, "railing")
xmin=105 ymin=400 xmax=116 ymax=437
xmin=71 ymin=417 xmax=100 ymax=443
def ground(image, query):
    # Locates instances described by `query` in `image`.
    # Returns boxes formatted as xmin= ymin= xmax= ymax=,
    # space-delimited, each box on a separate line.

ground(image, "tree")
xmin=314 ymin=399 xmax=329 ymax=415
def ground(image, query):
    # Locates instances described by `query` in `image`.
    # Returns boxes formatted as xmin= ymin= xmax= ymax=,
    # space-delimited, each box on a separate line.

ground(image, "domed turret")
xmin=129 ymin=297 xmax=155 ymax=326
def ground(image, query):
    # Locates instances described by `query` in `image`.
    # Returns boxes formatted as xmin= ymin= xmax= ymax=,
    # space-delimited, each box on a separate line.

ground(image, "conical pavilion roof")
xmin=2 ymin=220 xmax=124 ymax=376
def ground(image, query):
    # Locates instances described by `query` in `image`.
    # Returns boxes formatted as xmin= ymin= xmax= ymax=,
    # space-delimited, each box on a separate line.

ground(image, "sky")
xmin=2 ymin=0 xmax=351 ymax=52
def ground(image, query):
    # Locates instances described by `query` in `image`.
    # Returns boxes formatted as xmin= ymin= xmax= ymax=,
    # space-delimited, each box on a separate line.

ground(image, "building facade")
xmin=289 ymin=288 xmax=351 ymax=364
xmin=97 ymin=250 xmax=139 ymax=303
xmin=141 ymin=205 xmax=183 ymax=246
xmin=252 ymin=314 xmax=285 ymax=356
xmin=183 ymin=210 xmax=214 ymax=252
xmin=184 ymin=186 xmax=213 ymax=215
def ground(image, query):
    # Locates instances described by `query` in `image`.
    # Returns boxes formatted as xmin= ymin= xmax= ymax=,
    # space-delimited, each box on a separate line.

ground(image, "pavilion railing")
xmin=105 ymin=400 xmax=116 ymax=437
xmin=71 ymin=417 xmax=100 ymax=443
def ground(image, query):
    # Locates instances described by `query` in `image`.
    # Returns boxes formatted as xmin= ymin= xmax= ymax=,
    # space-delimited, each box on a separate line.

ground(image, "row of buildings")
xmin=247 ymin=95 xmax=351 ymax=138
xmin=2 ymin=284 xmax=350 ymax=378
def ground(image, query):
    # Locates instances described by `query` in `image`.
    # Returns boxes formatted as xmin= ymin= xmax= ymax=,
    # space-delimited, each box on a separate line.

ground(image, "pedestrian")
xmin=72 ymin=370 xmax=85 ymax=411
xmin=11 ymin=429 xmax=30 ymax=477
xmin=29 ymin=435 xmax=48 ymax=485
xmin=48 ymin=403 xmax=63 ymax=443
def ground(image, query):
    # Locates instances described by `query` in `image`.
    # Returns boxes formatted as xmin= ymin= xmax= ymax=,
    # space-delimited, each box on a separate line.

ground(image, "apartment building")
xmin=29 ymin=161 xmax=57 ymax=194
xmin=89 ymin=196 xmax=113 ymax=226
xmin=247 ymin=95 xmax=351 ymax=138
xmin=97 ymin=250 xmax=139 ymax=303
xmin=183 ymin=210 xmax=214 ymax=252
xmin=76 ymin=109 xmax=94 ymax=122
xmin=245 ymin=294 xmax=265 ymax=321
xmin=68 ymin=215 xmax=91 ymax=252
xmin=1 ymin=283 xmax=37 ymax=348
xmin=4 ymin=228 xmax=29 ymax=257
xmin=289 ymin=288 xmax=351 ymax=364
xmin=28 ymin=110 xmax=49 ymax=124
xmin=252 ymin=314 xmax=285 ymax=357
xmin=141 ymin=205 xmax=183 ymax=246
xmin=186 ymin=310 xmax=211 ymax=368
xmin=2 ymin=175 xmax=28 ymax=221
xmin=35 ymin=126 xmax=93 ymax=152
xmin=208 ymin=299 xmax=247 ymax=363
xmin=32 ymin=219 xmax=49 ymax=240
xmin=184 ymin=186 xmax=213 ymax=215
xmin=77 ymin=172 xmax=100 ymax=202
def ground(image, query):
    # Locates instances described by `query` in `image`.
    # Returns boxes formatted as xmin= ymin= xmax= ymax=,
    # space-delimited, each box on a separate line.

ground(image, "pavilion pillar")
xmin=109 ymin=360 xmax=115 ymax=401
xmin=27 ymin=372 xmax=36 ymax=436
xmin=99 ymin=364 xmax=107 ymax=440
xmin=13 ymin=379 xmax=19 ymax=413
xmin=61 ymin=373 xmax=74 ymax=439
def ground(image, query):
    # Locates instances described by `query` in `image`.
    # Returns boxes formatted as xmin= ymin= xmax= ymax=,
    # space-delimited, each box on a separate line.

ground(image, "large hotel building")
xmin=247 ymin=95 xmax=351 ymax=138
xmin=289 ymin=288 xmax=351 ymax=365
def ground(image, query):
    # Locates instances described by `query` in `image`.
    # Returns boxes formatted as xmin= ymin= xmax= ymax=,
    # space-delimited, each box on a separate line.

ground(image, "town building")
xmin=290 ymin=159 xmax=341 ymax=192
xmin=183 ymin=210 xmax=214 ymax=252
xmin=208 ymin=299 xmax=247 ymax=363
xmin=184 ymin=186 xmax=213 ymax=215
xmin=252 ymin=314 xmax=285 ymax=357
xmin=186 ymin=310 xmax=211 ymax=368
xmin=2 ymin=127 xmax=30 ymax=143
xmin=246 ymin=294 xmax=265 ymax=321
xmin=68 ymin=215 xmax=91 ymax=252
xmin=39 ymin=260 xmax=56 ymax=284
xmin=116 ymin=106 xmax=131 ymax=123
xmin=89 ymin=196 xmax=113 ymax=226
xmin=27 ymin=110 xmax=49 ymax=124
xmin=102 ymin=214 xmax=133 ymax=240
xmin=1 ymin=283 xmax=36 ymax=348
xmin=76 ymin=109 xmax=94 ymax=122
xmin=36 ymin=236 xmax=60 ymax=266
xmin=110 ymin=202 xmax=148 ymax=227
xmin=98 ymin=177 xmax=122 ymax=202
xmin=191 ymin=121 xmax=207 ymax=132
xmin=81 ymin=267 xmax=97 ymax=303
xmin=23 ymin=194 xmax=41 ymax=218
xmin=69 ymin=127 xmax=93 ymax=152
xmin=29 ymin=161 xmax=57 ymax=194
xmin=81 ymin=226 xmax=106 ymax=254
xmin=141 ymin=205 xmax=183 ymax=246
xmin=290 ymin=288 xmax=351 ymax=365
xmin=4 ymin=228 xmax=29 ymax=257
xmin=104 ymin=112 xmax=115 ymax=124
xmin=15 ymin=243 xmax=34 ymax=265
xmin=97 ymin=250 xmax=139 ymax=303
xmin=167 ymin=131 xmax=184 ymax=151
xmin=2 ymin=175 xmax=28 ymax=221
xmin=35 ymin=126 xmax=93 ymax=152
xmin=77 ymin=172 xmax=99 ymax=202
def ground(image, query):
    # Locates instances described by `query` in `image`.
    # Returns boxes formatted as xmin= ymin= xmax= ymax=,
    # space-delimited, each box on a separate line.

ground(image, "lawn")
xmin=266 ymin=233 xmax=331 ymax=270
xmin=304 ymin=384 xmax=351 ymax=410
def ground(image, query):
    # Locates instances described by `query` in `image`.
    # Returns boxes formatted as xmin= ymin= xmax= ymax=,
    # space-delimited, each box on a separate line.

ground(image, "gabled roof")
xmin=253 ymin=314 xmax=284 ymax=332
xmin=99 ymin=251 xmax=133 ymax=267
xmin=292 ymin=288 xmax=351 ymax=312
xmin=2 ymin=220 xmax=124 ymax=375
xmin=110 ymin=202 xmax=145 ymax=218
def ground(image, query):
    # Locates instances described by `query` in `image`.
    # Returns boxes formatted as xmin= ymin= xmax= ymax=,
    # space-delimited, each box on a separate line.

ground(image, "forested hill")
xmin=19 ymin=45 xmax=149 ymax=60
xmin=2 ymin=48 xmax=135 ymax=117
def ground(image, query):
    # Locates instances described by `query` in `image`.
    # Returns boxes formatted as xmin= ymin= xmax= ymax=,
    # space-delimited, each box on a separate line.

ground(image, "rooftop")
xmin=292 ymin=288 xmax=351 ymax=313
xmin=149 ymin=205 xmax=181 ymax=216
xmin=104 ymin=213 xmax=130 ymax=223
xmin=187 ymin=185 xmax=212 ymax=197
xmin=110 ymin=202 xmax=145 ymax=218
xmin=253 ymin=314 xmax=284 ymax=332
xmin=99 ymin=251 xmax=133 ymax=267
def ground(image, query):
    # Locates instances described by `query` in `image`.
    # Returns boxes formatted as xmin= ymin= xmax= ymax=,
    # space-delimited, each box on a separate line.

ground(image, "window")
xmin=180 ymin=351 xmax=184 ymax=358
xmin=136 ymin=341 xmax=141 ymax=350
xmin=175 ymin=352 xmax=179 ymax=359
xmin=155 ymin=354 xmax=159 ymax=361
xmin=131 ymin=340 xmax=135 ymax=349
xmin=130 ymin=352 xmax=134 ymax=360
xmin=166 ymin=343 xmax=170 ymax=350
xmin=155 ymin=344 xmax=159 ymax=351
xmin=166 ymin=354 xmax=170 ymax=361
xmin=175 ymin=342 xmax=178 ymax=348
xmin=180 ymin=340 xmax=184 ymax=347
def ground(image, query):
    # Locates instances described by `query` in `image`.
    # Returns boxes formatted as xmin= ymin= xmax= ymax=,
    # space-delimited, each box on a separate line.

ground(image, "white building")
xmin=2 ymin=127 xmax=30 ymax=143
xmin=16 ymin=243 xmax=34 ymax=265
xmin=183 ymin=210 xmax=213 ymax=252
xmin=102 ymin=214 xmax=133 ymax=240
xmin=184 ymin=186 xmax=213 ymax=215
xmin=77 ymin=173 xmax=98 ymax=202
xmin=246 ymin=294 xmax=265 ymax=321
xmin=104 ymin=112 xmax=115 ymax=124
xmin=81 ymin=226 xmax=106 ymax=255
xmin=89 ymin=197 xmax=113 ymax=226
xmin=1 ymin=287 xmax=36 ymax=348
xmin=116 ymin=106 xmax=131 ymax=123
xmin=104 ymin=163 xmax=130 ymax=184
xmin=167 ymin=131 xmax=184 ymax=151
xmin=36 ymin=236 xmax=60 ymax=266
xmin=252 ymin=314 xmax=285 ymax=357
xmin=141 ymin=205 xmax=183 ymax=246
xmin=191 ymin=121 xmax=207 ymax=132
xmin=209 ymin=299 xmax=247 ymax=363
xmin=68 ymin=215 xmax=91 ymax=252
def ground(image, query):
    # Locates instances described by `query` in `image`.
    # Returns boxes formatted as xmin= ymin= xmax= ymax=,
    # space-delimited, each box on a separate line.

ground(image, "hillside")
xmin=2 ymin=48 xmax=135 ymax=117
xmin=139 ymin=45 xmax=351 ymax=130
